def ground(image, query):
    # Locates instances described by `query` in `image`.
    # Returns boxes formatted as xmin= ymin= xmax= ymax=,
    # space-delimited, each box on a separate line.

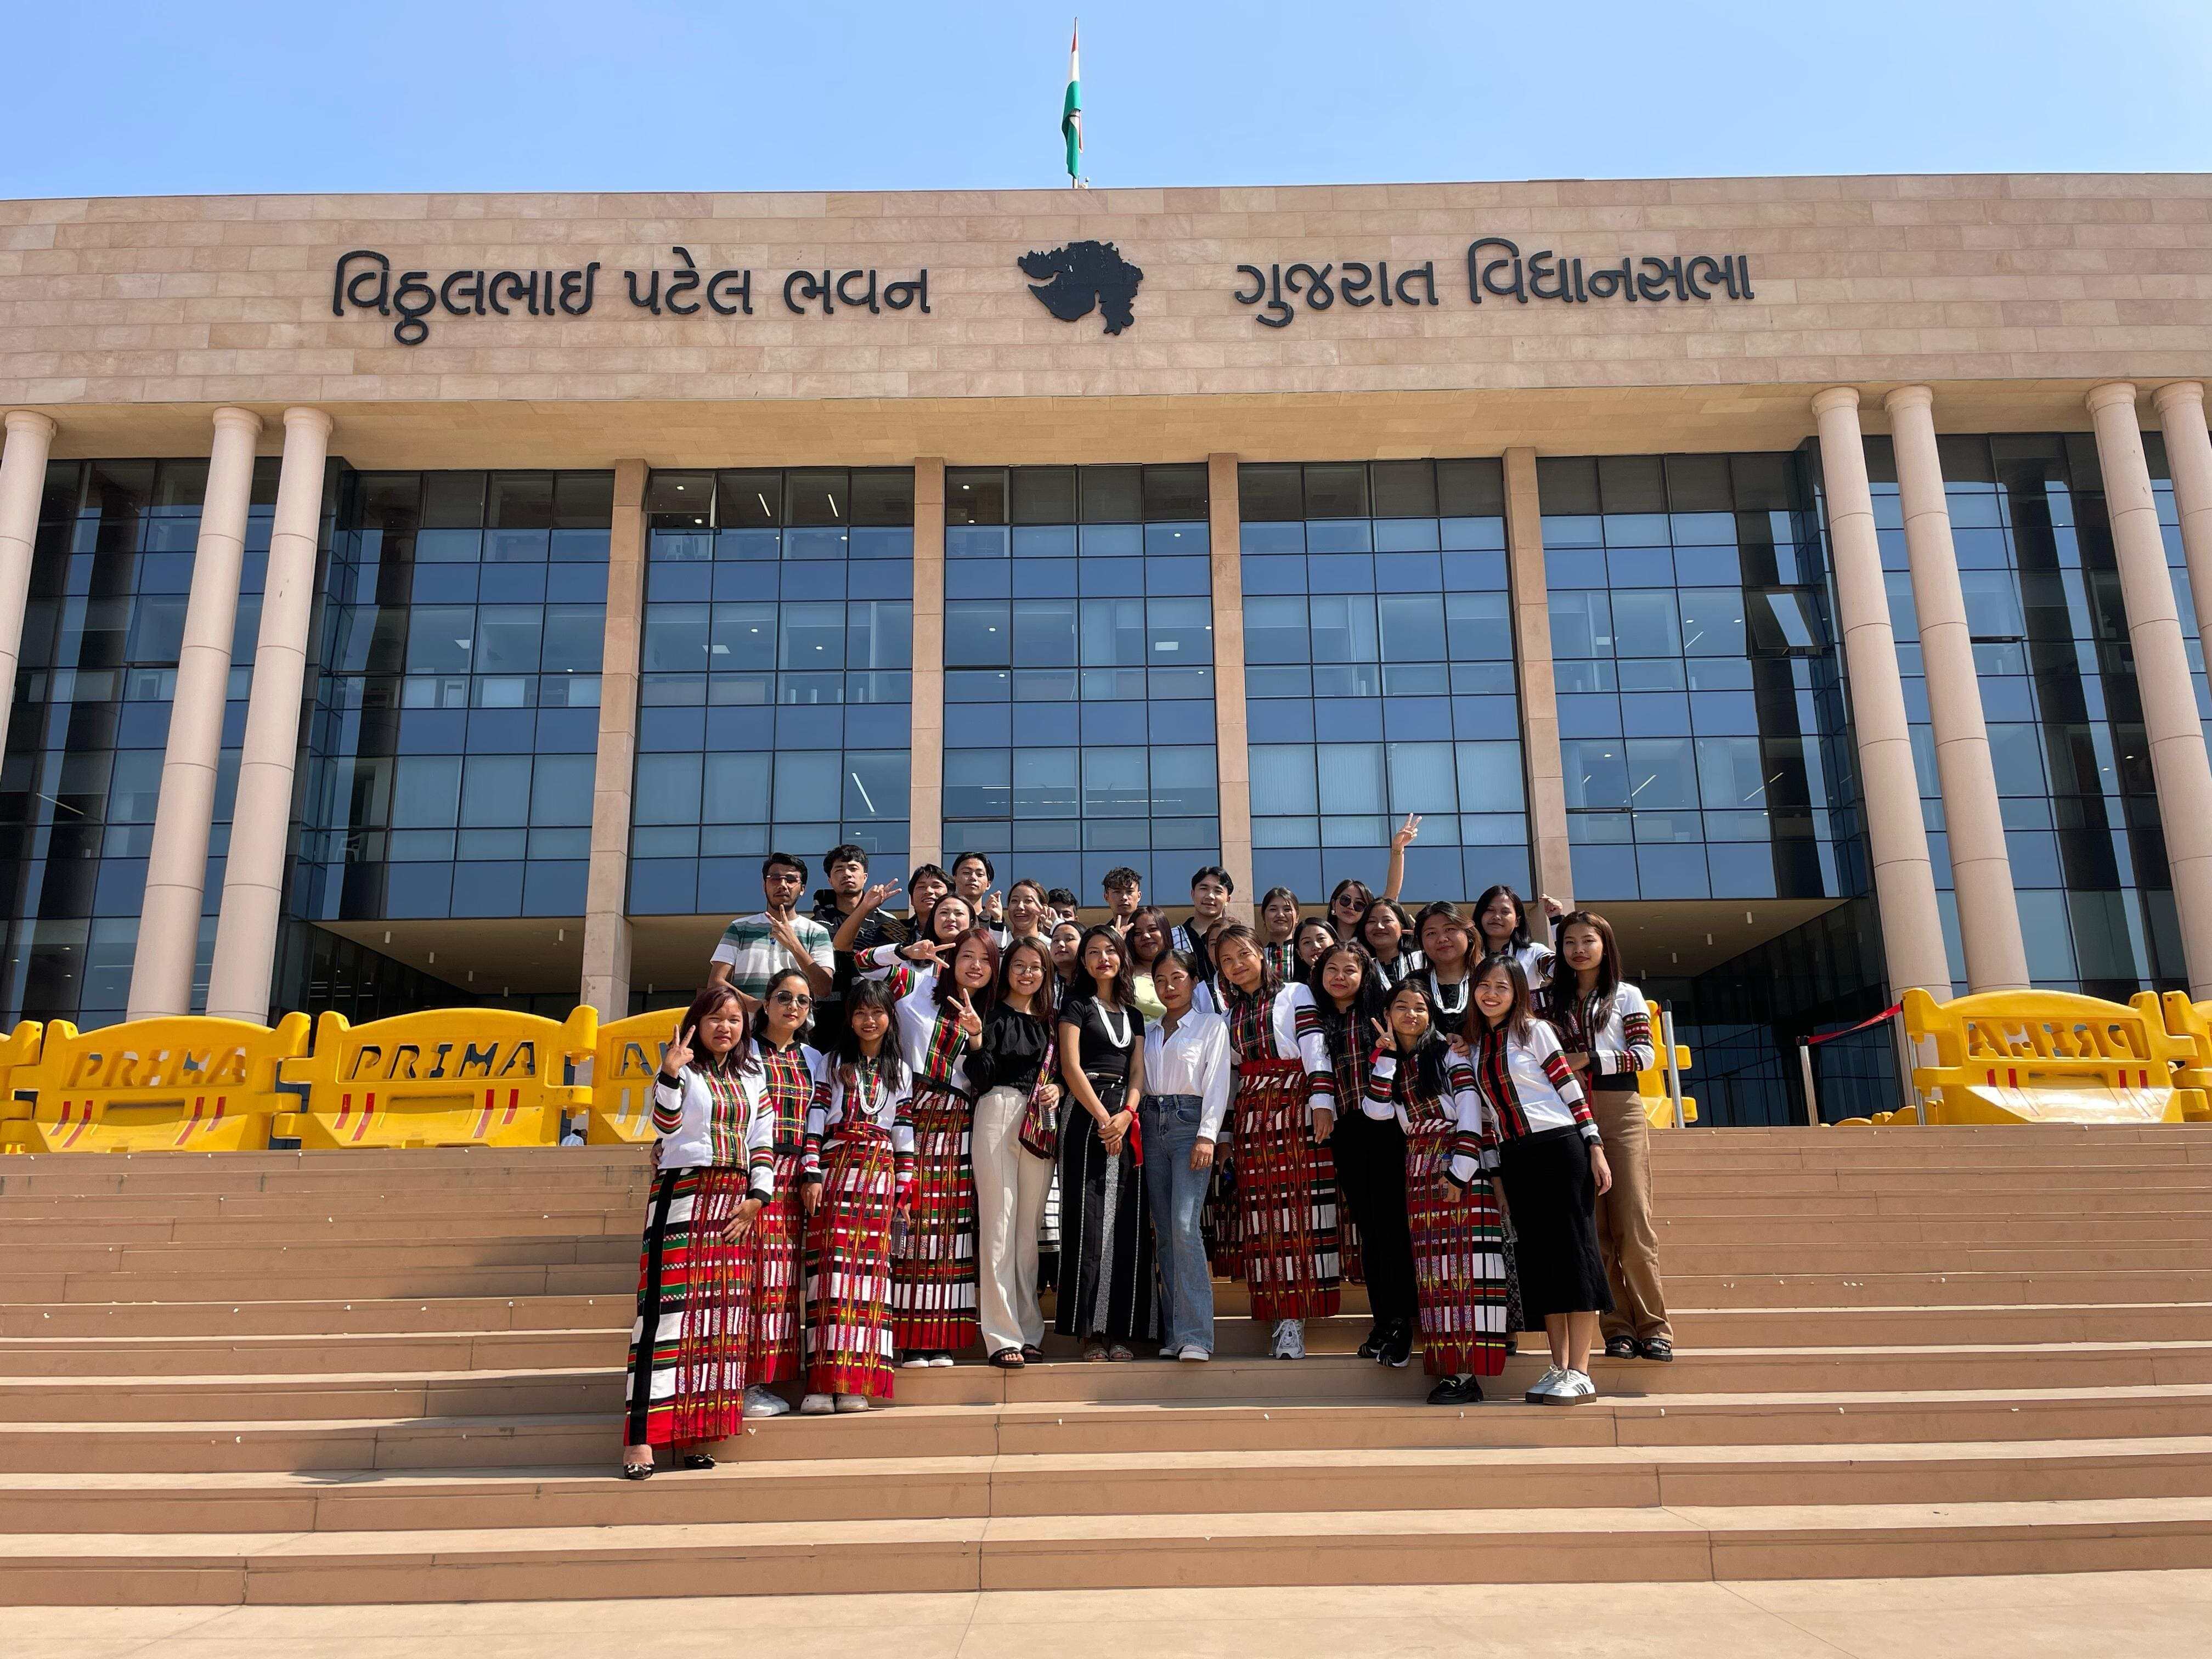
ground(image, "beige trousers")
xmin=1590 ymin=1091 xmax=1673 ymax=1345
xmin=972 ymin=1084 xmax=1053 ymax=1356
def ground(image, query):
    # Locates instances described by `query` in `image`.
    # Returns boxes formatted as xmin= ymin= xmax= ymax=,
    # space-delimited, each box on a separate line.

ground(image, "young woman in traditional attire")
xmin=1547 ymin=909 xmax=1672 ymax=1364
xmin=855 ymin=896 xmax=995 ymax=1365
xmin=1417 ymin=900 xmax=1523 ymax=1347
xmin=733 ymin=968 xmax=831 ymax=1419
xmin=1055 ymin=924 xmax=1157 ymax=1361
xmin=1291 ymin=916 xmax=1340 ymax=975
xmin=1257 ymin=887 xmax=1303 ymax=985
xmin=1356 ymin=896 xmax=1424 ymax=988
xmin=798 ymin=978 xmax=913 ymax=1413
xmin=620 ymin=984 xmax=775 ymax=1479
xmin=968 ymin=935 xmax=1063 ymax=1369
xmin=1311 ymin=939 xmax=1418 ymax=1368
xmin=1474 ymin=884 xmax=1559 ymax=986
xmin=1359 ymin=978 xmax=1509 ymax=1403
xmin=1453 ymin=952 xmax=1612 ymax=1405
xmin=1210 ymin=923 xmax=1340 ymax=1360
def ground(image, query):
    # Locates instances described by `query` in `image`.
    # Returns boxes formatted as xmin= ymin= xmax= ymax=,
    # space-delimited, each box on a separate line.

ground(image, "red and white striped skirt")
xmin=1404 ymin=1124 xmax=1510 ymax=1377
xmin=747 ymin=1149 xmax=805 ymax=1386
xmin=1232 ymin=1059 xmax=1341 ymax=1322
xmin=891 ymin=1086 xmax=978 ymax=1352
xmin=805 ymin=1126 xmax=898 ymax=1400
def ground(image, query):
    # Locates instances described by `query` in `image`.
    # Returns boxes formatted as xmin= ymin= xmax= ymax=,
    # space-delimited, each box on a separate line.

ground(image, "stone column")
xmin=205 ymin=407 xmax=332 ymax=1024
xmin=2089 ymin=382 xmax=2212 ymax=998
xmin=906 ymin=458 xmax=946 ymax=872
xmin=128 ymin=408 xmax=266 ymax=1018
xmin=1207 ymin=453 xmax=1255 ymax=922
xmin=1811 ymin=388 xmax=1953 ymax=1001
xmin=0 ymin=411 xmax=59 ymax=761
xmin=579 ymin=460 xmax=648 ymax=1019
xmin=1503 ymin=446 xmax=1572 ymax=905
xmin=1884 ymin=386 xmax=2030 ymax=992
xmin=2153 ymin=382 xmax=2212 ymax=662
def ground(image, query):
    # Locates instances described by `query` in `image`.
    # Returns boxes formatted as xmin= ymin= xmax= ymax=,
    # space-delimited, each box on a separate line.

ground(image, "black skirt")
xmin=1497 ymin=1125 xmax=1613 ymax=1319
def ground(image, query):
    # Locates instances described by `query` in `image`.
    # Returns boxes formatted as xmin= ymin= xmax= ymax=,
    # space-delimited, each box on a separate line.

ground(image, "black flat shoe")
xmin=988 ymin=1347 xmax=1026 ymax=1369
xmin=678 ymin=1452 xmax=716 ymax=1470
xmin=1356 ymin=1321 xmax=1386 ymax=1359
xmin=619 ymin=1462 xmax=654 ymax=1480
xmin=1427 ymin=1374 xmax=1483 ymax=1406
xmin=1638 ymin=1337 xmax=1674 ymax=1363
xmin=1604 ymin=1336 xmax=1638 ymax=1361
xmin=1020 ymin=1344 xmax=1046 ymax=1363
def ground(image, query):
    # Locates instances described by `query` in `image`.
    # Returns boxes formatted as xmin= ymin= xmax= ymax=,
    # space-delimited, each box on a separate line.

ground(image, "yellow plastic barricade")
xmin=1636 ymin=1001 xmax=1698 ymax=1126
xmin=588 ymin=1006 xmax=686 ymax=1144
xmin=2141 ymin=992 xmax=2212 ymax=1122
xmin=1901 ymin=988 xmax=2203 ymax=1125
xmin=0 ymin=1020 xmax=47 ymax=1152
xmin=279 ymin=1006 xmax=596 ymax=1149
xmin=2 ymin=1015 xmax=306 ymax=1154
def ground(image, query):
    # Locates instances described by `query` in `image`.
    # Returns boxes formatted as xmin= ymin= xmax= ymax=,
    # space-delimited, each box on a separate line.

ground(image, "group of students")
xmin=617 ymin=826 xmax=1674 ymax=1479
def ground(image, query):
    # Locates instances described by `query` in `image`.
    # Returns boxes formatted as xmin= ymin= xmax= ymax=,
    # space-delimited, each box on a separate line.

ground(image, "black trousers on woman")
xmin=1330 ymin=1110 xmax=1418 ymax=1330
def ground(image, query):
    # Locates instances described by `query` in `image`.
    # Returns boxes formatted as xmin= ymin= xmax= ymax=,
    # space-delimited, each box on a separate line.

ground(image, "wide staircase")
xmin=3 ymin=1124 xmax=2211 ymax=1604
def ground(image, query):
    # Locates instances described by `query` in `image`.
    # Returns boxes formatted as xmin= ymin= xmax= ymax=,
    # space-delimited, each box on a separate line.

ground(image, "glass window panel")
xmin=1694 ymin=736 xmax=1767 ymax=808
xmin=1080 ymin=597 xmax=1147 ymax=667
xmin=1308 ymin=594 xmax=1379 ymax=663
xmin=1149 ymin=746 xmax=1218 ymax=815
xmin=1678 ymin=590 xmax=1747 ymax=656
xmin=1441 ymin=591 xmax=1511 ymax=661
xmin=529 ymin=753 xmax=594 ymax=826
xmin=944 ymin=749 xmax=1011 ymax=817
xmin=778 ymin=602 xmax=845 ymax=670
xmin=642 ymin=605 xmax=709 ymax=671
xmin=1243 ymin=596 xmax=1310 ymax=664
xmin=842 ymin=751 xmax=908 ymax=820
xmin=1250 ymin=745 xmax=1318 ymax=815
xmin=1455 ymin=741 xmax=1526 ymax=813
xmin=771 ymin=750 xmax=841 ymax=821
xmin=1013 ymin=747 xmax=1079 ymax=816
xmin=1146 ymin=597 xmax=1211 ymax=663
xmin=405 ymin=606 xmax=476 ymax=674
xmin=1081 ymin=467 xmax=1143 ymax=524
xmin=1562 ymin=739 xmax=1630 ymax=809
xmin=473 ymin=606 xmax=542 ymax=673
xmin=945 ymin=600 xmax=1011 ymax=667
xmin=1611 ymin=590 xmax=1683 ymax=657
xmin=1987 ymin=724 xmax=2049 ymax=795
xmin=1548 ymin=591 xmax=1611 ymax=658
xmin=460 ymin=754 xmax=531 ymax=827
xmin=1238 ymin=465 xmax=1304 ymax=521
xmin=846 ymin=601 xmax=911 ymax=670
xmin=1014 ymin=598 xmax=1078 ymax=667
xmin=702 ymin=752 xmax=770 ymax=823
xmin=1385 ymin=741 xmax=1457 ymax=812
xmin=390 ymin=754 xmax=462 ymax=828
xmin=1379 ymin=592 xmax=1447 ymax=663
xmin=634 ymin=753 xmax=704 ymax=825
xmin=1316 ymin=742 xmax=1386 ymax=814
xmin=1142 ymin=465 xmax=1208 ymax=521
xmin=1082 ymin=747 xmax=1148 ymax=816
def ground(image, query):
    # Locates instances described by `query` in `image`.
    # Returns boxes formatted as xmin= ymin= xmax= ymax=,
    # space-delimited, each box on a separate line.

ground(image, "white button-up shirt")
xmin=1140 ymin=1006 xmax=1233 ymax=1143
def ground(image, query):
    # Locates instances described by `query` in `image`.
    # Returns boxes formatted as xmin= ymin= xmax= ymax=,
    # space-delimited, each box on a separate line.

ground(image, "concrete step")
xmin=8 ymin=1495 xmax=2212 ymax=1603
xmin=6 ymin=1437 xmax=2211 ymax=1534
xmin=10 ymin=1385 xmax=2212 ymax=1474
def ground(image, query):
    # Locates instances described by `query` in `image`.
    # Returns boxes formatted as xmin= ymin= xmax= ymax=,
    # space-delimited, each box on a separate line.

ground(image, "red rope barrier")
xmin=1805 ymin=1003 xmax=1903 ymax=1046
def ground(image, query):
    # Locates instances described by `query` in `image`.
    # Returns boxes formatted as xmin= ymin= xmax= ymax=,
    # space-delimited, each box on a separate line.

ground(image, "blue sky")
xmin=9 ymin=1 xmax=2211 ymax=198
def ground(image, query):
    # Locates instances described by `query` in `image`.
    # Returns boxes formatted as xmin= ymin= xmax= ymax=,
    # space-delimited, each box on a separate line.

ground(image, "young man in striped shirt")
xmin=708 ymin=853 xmax=836 ymax=1007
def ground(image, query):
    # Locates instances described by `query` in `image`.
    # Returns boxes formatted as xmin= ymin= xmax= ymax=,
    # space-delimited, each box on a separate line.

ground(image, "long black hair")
xmin=1068 ymin=923 xmax=1131 ymax=1006
xmin=1306 ymin=939 xmax=1385 ymax=1069
xmin=1473 ymin=884 xmax=1534 ymax=952
xmin=1381 ymin=977 xmax=1451 ymax=1102
xmin=738 ymin=967 xmax=812 ymax=1074
xmin=834 ymin=977 xmax=910 ymax=1093
xmin=674 ymin=983 xmax=747 ymax=1075
xmin=1466 ymin=951 xmax=1537 ymax=1045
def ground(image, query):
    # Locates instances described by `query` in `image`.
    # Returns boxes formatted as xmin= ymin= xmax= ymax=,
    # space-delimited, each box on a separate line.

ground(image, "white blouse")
xmin=1141 ymin=1007 xmax=1234 ymax=1143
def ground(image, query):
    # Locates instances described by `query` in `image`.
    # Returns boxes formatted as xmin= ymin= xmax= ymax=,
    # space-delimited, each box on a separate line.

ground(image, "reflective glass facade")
xmin=1539 ymin=453 xmax=1854 ymax=904
xmin=0 ymin=458 xmax=275 ymax=1027
xmin=1241 ymin=460 xmax=1528 ymax=900
xmin=1870 ymin=432 xmax=2188 ymax=996
xmin=628 ymin=469 xmax=913 ymax=915
xmin=298 ymin=471 xmax=611 ymax=924
xmin=940 ymin=465 xmax=1217 ymax=895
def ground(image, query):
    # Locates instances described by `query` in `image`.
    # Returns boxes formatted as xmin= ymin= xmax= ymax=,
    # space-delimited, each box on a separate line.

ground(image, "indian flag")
xmin=1062 ymin=22 xmax=1082 ymax=183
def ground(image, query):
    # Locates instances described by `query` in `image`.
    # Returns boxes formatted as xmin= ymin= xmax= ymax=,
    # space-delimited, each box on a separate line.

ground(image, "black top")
xmin=811 ymin=894 xmax=910 ymax=1005
xmin=970 ymin=1001 xmax=1053 ymax=1094
xmin=1060 ymin=995 xmax=1144 ymax=1086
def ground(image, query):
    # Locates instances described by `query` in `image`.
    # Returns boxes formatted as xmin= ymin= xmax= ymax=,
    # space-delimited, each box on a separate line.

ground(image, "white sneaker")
xmin=743 ymin=1385 xmax=791 ymax=1418
xmin=1177 ymin=1344 xmax=1210 ymax=1362
xmin=1559 ymin=1369 xmax=1599 ymax=1404
xmin=834 ymin=1393 xmax=870 ymax=1413
xmin=1524 ymin=1365 xmax=1566 ymax=1404
xmin=900 ymin=1353 xmax=933 ymax=1369
xmin=798 ymin=1392 xmax=835 ymax=1416
xmin=926 ymin=1352 xmax=955 ymax=1368
xmin=1270 ymin=1318 xmax=1306 ymax=1360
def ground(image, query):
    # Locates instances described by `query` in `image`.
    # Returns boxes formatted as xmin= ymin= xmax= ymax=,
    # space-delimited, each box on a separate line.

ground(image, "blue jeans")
xmin=1140 ymin=1093 xmax=1215 ymax=1355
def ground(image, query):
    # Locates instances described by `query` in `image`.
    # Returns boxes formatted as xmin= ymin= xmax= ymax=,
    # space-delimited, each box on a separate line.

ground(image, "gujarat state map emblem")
xmin=1018 ymin=240 xmax=1143 ymax=335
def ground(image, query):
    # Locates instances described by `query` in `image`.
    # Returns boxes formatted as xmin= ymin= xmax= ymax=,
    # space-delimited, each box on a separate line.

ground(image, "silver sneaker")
xmin=1177 ymin=1343 xmax=1211 ymax=1362
xmin=1523 ymin=1365 xmax=1567 ymax=1404
xmin=798 ymin=1392 xmax=836 ymax=1416
xmin=743 ymin=1384 xmax=792 ymax=1418
xmin=1270 ymin=1318 xmax=1307 ymax=1359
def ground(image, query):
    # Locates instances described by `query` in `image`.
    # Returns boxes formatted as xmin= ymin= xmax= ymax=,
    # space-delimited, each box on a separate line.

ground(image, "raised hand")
xmin=860 ymin=879 xmax=901 ymax=915
xmin=766 ymin=912 xmax=808 ymax=960
xmin=1539 ymin=892 xmax=1566 ymax=919
xmin=663 ymin=1023 xmax=696 ymax=1075
xmin=953 ymin=988 xmax=984 ymax=1040
xmin=982 ymin=888 xmax=1005 ymax=923
xmin=1391 ymin=812 xmax=1423 ymax=851
xmin=901 ymin=939 xmax=946 ymax=967
xmin=1369 ymin=1017 xmax=1390 ymax=1049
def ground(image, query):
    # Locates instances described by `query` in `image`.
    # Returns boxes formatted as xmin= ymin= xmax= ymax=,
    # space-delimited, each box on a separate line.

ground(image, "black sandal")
xmin=1638 ymin=1337 xmax=1674 ymax=1363
xmin=679 ymin=1452 xmax=716 ymax=1470
xmin=619 ymin=1462 xmax=654 ymax=1480
xmin=988 ymin=1347 xmax=1026 ymax=1369
xmin=1604 ymin=1336 xmax=1638 ymax=1361
xmin=1020 ymin=1344 xmax=1046 ymax=1363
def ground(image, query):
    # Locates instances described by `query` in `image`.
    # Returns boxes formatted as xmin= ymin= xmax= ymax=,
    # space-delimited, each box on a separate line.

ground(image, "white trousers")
xmin=972 ymin=1084 xmax=1054 ymax=1355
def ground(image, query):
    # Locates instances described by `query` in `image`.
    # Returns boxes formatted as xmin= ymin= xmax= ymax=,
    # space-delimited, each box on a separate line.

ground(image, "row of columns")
xmin=1816 ymin=381 xmax=2212 ymax=1003
xmin=0 ymin=405 xmax=333 ymax=1023
xmin=4 ymin=385 xmax=2212 ymax=1022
